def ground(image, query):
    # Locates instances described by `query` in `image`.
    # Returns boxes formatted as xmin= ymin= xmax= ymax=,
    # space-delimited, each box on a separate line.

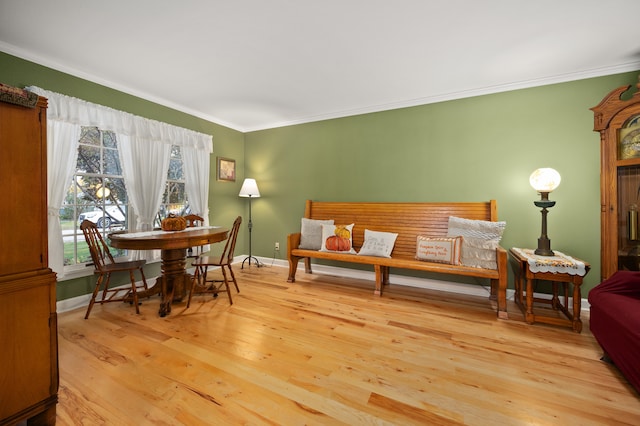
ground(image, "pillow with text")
xmin=358 ymin=229 xmax=398 ymax=258
xmin=416 ymin=235 xmax=462 ymax=265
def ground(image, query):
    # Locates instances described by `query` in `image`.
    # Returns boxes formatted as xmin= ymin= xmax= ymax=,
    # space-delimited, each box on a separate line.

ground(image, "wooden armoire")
xmin=592 ymin=75 xmax=640 ymax=281
xmin=0 ymin=91 xmax=58 ymax=424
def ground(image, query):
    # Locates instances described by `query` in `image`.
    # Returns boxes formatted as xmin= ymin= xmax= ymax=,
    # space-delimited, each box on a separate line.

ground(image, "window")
xmin=30 ymin=86 xmax=212 ymax=278
xmin=62 ymin=129 xmax=189 ymax=268
xmin=62 ymin=127 xmax=128 ymax=266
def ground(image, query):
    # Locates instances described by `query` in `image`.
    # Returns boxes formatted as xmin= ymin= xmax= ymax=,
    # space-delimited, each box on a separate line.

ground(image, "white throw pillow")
xmin=358 ymin=229 xmax=398 ymax=258
xmin=319 ymin=223 xmax=356 ymax=254
xmin=446 ymin=216 xmax=506 ymax=269
xmin=299 ymin=218 xmax=334 ymax=250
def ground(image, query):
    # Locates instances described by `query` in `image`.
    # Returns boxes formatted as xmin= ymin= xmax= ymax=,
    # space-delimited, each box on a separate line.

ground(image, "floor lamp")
xmin=239 ymin=178 xmax=261 ymax=268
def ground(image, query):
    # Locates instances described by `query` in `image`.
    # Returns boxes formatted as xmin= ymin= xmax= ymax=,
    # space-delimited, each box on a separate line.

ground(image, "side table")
xmin=509 ymin=248 xmax=590 ymax=333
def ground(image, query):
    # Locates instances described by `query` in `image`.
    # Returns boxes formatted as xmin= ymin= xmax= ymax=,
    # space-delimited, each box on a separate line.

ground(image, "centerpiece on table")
xmin=161 ymin=213 xmax=187 ymax=231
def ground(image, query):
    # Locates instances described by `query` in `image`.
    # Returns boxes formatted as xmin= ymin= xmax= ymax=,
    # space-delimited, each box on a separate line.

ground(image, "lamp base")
xmin=534 ymin=237 xmax=554 ymax=256
xmin=533 ymin=194 xmax=556 ymax=257
xmin=534 ymin=248 xmax=555 ymax=256
xmin=241 ymin=256 xmax=261 ymax=268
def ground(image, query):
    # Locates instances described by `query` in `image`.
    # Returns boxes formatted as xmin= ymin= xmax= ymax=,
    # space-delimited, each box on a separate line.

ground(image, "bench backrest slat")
xmin=304 ymin=200 xmax=497 ymax=258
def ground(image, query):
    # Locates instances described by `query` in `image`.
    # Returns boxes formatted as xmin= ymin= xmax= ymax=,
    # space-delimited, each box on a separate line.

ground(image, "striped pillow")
xmin=446 ymin=216 xmax=506 ymax=269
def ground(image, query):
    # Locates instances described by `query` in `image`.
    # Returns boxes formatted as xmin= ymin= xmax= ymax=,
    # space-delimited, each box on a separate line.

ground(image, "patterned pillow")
xmin=358 ymin=229 xmax=399 ymax=258
xmin=320 ymin=224 xmax=356 ymax=254
xmin=416 ymin=236 xmax=463 ymax=265
xmin=446 ymin=216 xmax=506 ymax=269
xmin=299 ymin=218 xmax=334 ymax=250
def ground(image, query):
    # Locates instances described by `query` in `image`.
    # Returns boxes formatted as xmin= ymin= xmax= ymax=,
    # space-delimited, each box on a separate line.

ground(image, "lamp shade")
xmin=529 ymin=168 xmax=561 ymax=193
xmin=239 ymin=178 xmax=260 ymax=197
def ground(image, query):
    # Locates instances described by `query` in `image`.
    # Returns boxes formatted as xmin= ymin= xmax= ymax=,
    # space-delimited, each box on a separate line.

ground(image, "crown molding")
xmin=4 ymin=41 xmax=640 ymax=133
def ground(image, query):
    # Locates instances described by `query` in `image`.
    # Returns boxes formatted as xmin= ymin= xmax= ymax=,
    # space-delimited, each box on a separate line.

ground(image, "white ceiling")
xmin=2 ymin=0 xmax=640 ymax=132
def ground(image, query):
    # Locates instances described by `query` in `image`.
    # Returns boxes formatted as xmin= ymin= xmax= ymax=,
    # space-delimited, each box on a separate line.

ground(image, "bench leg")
xmin=287 ymin=256 xmax=301 ymax=283
xmin=491 ymin=277 xmax=509 ymax=320
xmin=382 ymin=267 xmax=390 ymax=286
xmin=495 ymin=249 xmax=509 ymax=319
xmin=489 ymin=278 xmax=497 ymax=300
xmin=304 ymin=257 xmax=312 ymax=274
xmin=374 ymin=265 xmax=383 ymax=295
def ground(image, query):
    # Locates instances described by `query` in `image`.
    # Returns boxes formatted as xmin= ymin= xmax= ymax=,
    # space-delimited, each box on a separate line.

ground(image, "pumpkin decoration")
xmin=161 ymin=213 xmax=187 ymax=231
xmin=334 ymin=225 xmax=351 ymax=239
xmin=325 ymin=225 xmax=351 ymax=251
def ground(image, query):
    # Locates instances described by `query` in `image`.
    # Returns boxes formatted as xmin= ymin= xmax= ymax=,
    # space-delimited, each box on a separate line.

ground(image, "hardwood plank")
xmin=55 ymin=265 xmax=640 ymax=425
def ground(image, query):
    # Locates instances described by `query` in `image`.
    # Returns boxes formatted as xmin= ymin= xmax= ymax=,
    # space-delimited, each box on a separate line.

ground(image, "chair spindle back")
xmin=219 ymin=216 xmax=242 ymax=265
xmin=80 ymin=219 xmax=116 ymax=271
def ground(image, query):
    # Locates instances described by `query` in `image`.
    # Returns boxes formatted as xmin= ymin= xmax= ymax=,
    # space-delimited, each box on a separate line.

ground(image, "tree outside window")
xmin=62 ymin=127 xmax=127 ymax=266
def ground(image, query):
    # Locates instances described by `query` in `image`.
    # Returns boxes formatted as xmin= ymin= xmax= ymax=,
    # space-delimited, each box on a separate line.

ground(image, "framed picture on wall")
xmin=216 ymin=157 xmax=236 ymax=182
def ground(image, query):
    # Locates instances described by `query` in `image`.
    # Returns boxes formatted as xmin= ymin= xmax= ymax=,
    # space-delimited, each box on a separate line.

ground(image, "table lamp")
xmin=239 ymin=178 xmax=261 ymax=268
xmin=530 ymin=168 xmax=561 ymax=256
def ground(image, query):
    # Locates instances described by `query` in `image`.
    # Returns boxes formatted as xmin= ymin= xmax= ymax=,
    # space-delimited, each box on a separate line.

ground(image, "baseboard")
xmin=57 ymin=254 xmax=590 ymax=316
xmin=57 ymin=293 xmax=93 ymax=314
xmin=253 ymin=255 xmax=591 ymax=316
xmin=259 ymin=256 xmax=501 ymax=296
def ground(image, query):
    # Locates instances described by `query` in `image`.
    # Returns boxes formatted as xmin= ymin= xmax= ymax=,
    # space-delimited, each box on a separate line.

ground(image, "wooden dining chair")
xmin=187 ymin=216 xmax=242 ymax=307
xmin=80 ymin=219 xmax=149 ymax=319
xmin=183 ymin=214 xmax=205 ymax=258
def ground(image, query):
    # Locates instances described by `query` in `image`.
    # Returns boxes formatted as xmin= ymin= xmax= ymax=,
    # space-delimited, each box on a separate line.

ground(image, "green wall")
xmin=2 ymin=49 xmax=638 ymax=298
xmin=244 ymin=72 xmax=639 ymax=294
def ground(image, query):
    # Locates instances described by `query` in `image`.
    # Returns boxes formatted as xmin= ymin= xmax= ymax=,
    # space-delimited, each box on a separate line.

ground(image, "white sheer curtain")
xmin=183 ymin=145 xmax=211 ymax=224
xmin=183 ymin=145 xmax=212 ymax=252
xmin=119 ymin=134 xmax=172 ymax=231
xmin=27 ymin=86 xmax=213 ymax=272
xmin=119 ymin=134 xmax=172 ymax=260
xmin=47 ymin=121 xmax=81 ymax=278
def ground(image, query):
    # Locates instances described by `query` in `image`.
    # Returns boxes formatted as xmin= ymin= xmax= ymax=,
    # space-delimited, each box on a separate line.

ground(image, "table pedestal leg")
xmin=159 ymin=248 xmax=189 ymax=317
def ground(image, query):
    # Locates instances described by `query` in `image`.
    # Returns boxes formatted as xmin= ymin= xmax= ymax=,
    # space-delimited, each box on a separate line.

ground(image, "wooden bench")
xmin=287 ymin=200 xmax=508 ymax=319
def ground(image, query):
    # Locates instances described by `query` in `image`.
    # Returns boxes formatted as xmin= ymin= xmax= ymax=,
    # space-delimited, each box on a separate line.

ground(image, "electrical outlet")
xmin=274 ymin=242 xmax=280 ymax=251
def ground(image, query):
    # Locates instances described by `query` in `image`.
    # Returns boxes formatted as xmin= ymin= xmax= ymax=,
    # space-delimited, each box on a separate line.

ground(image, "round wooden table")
xmin=109 ymin=227 xmax=229 ymax=317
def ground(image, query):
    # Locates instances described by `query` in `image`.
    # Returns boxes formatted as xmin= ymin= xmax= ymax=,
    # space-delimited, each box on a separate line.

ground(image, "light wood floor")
xmin=56 ymin=265 xmax=640 ymax=425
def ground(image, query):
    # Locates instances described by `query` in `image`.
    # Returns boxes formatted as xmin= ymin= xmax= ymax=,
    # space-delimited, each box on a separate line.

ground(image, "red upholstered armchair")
xmin=588 ymin=271 xmax=640 ymax=393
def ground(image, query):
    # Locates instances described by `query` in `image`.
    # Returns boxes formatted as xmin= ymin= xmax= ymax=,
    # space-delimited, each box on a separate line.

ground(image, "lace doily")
xmin=512 ymin=247 xmax=587 ymax=276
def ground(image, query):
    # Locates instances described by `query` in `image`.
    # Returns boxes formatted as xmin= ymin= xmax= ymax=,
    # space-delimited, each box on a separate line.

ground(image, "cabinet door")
xmin=613 ymin=109 xmax=640 ymax=273
xmin=0 ymin=100 xmax=47 ymax=276
xmin=0 ymin=272 xmax=57 ymax=420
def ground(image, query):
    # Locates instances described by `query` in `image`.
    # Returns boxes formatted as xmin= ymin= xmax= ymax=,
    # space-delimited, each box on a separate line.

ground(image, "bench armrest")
xmin=495 ymin=245 xmax=508 ymax=276
xmin=287 ymin=232 xmax=301 ymax=255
